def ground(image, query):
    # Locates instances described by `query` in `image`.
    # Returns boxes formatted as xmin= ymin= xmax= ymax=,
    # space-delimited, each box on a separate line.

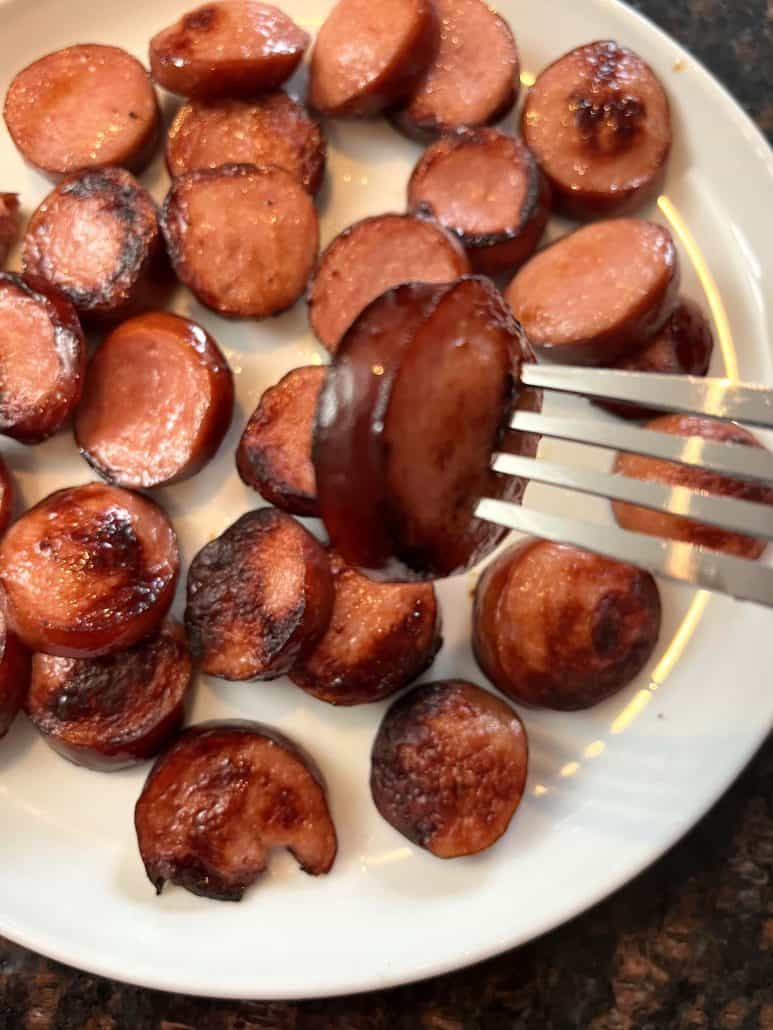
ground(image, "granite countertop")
xmin=2 ymin=2 xmax=772 ymax=1028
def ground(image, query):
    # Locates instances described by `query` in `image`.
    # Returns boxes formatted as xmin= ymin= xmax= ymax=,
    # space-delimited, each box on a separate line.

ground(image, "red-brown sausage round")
xmin=0 ymin=456 xmax=13 ymax=537
xmin=0 ymin=193 xmax=20 ymax=265
xmin=0 ymin=591 xmax=30 ymax=740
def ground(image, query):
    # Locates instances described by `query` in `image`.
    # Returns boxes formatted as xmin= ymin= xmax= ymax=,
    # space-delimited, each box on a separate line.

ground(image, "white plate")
xmin=0 ymin=0 xmax=772 ymax=1001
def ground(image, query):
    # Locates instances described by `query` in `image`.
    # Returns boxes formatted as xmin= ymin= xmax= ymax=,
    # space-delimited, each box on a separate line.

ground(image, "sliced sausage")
xmin=236 ymin=365 xmax=324 ymax=516
xmin=290 ymin=552 xmax=442 ymax=705
xmin=309 ymin=0 xmax=438 ymax=117
xmin=166 ymin=93 xmax=326 ymax=193
xmin=3 ymin=45 xmax=160 ymax=180
xmin=76 ymin=312 xmax=234 ymax=489
xmin=150 ymin=1 xmax=309 ymax=98
xmin=371 ymin=681 xmax=528 ymax=858
xmin=392 ymin=0 xmax=519 ymax=140
xmin=0 ymin=457 xmax=13 ymax=537
xmin=315 ymin=277 xmax=542 ymax=580
xmin=522 ymin=41 xmax=671 ymax=220
xmin=162 ymin=163 xmax=318 ymax=319
xmin=0 ymin=193 xmax=20 ymax=266
xmin=135 ymin=720 xmax=337 ymax=899
xmin=22 ymin=168 xmax=165 ymax=324
xmin=185 ymin=508 xmax=333 ymax=681
xmin=407 ymin=129 xmax=550 ymax=275
xmin=0 ymin=591 xmax=30 ymax=740
xmin=26 ymin=620 xmax=192 ymax=771
xmin=613 ymin=415 xmax=773 ymax=559
xmin=473 ymin=540 xmax=661 ymax=710
xmin=505 ymin=219 xmax=680 ymax=365
xmin=595 ymin=297 xmax=714 ymax=419
xmin=0 ymin=483 xmax=179 ymax=658
xmin=307 ymin=213 xmax=469 ymax=354
xmin=0 ymin=273 xmax=86 ymax=444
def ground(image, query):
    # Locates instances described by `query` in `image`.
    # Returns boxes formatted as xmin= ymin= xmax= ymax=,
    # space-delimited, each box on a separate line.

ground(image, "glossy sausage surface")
xmin=0 ymin=591 xmax=31 ymax=740
xmin=0 ymin=193 xmax=20 ymax=265
xmin=0 ymin=457 xmax=12 ymax=537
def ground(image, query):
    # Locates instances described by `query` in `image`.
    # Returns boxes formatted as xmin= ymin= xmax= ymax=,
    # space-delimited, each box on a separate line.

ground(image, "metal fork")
xmin=476 ymin=367 xmax=773 ymax=607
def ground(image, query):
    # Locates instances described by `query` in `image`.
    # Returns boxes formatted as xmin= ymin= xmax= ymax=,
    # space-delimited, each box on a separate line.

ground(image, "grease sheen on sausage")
xmin=0 ymin=591 xmax=31 ymax=740
xmin=135 ymin=720 xmax=337 ymax=900
xmin=0 ymin=483 xmax=179 ymax=657
xmin=371 ymin=681 xmax=528 ymax=858
xmin=0 ymin=194 xmax=20 ymax=265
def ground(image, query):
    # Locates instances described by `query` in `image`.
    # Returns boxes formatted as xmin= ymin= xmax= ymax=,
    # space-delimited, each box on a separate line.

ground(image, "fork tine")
xmin=492 ymin=452 xmax=773 ymax=542
xmin=508 ymin=411 xmax=773 ymax=485
xmin=520 ymin=366 xmax=773 ymax=430
xmin=475 ymin=498 xmax=773 ymax=607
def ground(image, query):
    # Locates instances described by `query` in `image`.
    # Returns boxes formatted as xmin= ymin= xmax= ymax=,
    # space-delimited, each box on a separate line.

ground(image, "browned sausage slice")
xmin=0 ymin=193 xmax=20 ymax=266
xmin=185 ymin=508 xmax=333 ymax=680
xmin=150 ymin=2 xmax=309 ymax=99
xmin=22 ymin=168 xmax=165 ymax=324
xmin=290 ymin=552 xmax=442 ymax=705
xmin=0 ymin=592 xmax=30 ymax=740
xmin=505 ymin=219 xmax=680 ymax=365
xmin=0 ymin=457 xmax=13 ymax=537
xmin=3 ymin=45 xmax=160 ymax=180
xmin=315 ymin=277 xmax=541 ymax=579
xmin=407 ymin=129 xmax=550 ymax=275
xmin=307 ymin=214 xmax=469 ymax=353
xmin=523 ymin=41 xmax=671 ymax=220
xmin=26 ymin=619 xmax=192 ymax=771
xmin=595 ymin=297 xmax=714 ymax=419
xmin=236 ymin=365 xmax=325 ymax=516
xmin=392 ymin=0 xmax=519 ymax=140
xmin=162 ymin=164 xmax=318 ymax=319
xmin=371 ymin=681 xmax=528 ymax=858
xmin=135 ymin=720 xmax=337 ymax=899
xmin=473 ymin=540 xmax=661 ymax=710
xmin=0 ymin=273 xmax=86 ymax=444
xmin=309 ymin=0 xmax=438 ymax=117
xmin=613 ymin=415 xmax=773 ymax=559
xmin=166 ymin=93 xmax=326 ymax=193
xmin=75 ymin=312 xmax=234 ymax=489
xmin=0 ymin=483 xmax=179 ymax=657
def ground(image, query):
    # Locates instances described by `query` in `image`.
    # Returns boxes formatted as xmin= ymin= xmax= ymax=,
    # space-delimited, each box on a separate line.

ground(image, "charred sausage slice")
xmin=236 ymin=365 xmax=325 ymax=516
xmin=315 ymin=276 xmax=541 ymax=580
xmin=27 ymin=620 xmax=192 ymax=771
xmin=166 ymin=93 xmax=326 ymax=193
xmin=371 ymin=681 xmax=528 ymax=858
xmin=0 ymin=193 xmax=20 ymax=266
xmin=135 ymin=720 xmax=337 ymax=899
xmin=22 ymin=168 xmax=165 ymax=324
xmin=0 ymin=483 xmax=179 ymax=658
xmin=290 ymin=552 xmax=442 ymax=705
xmin=407 ymin=128 xmax=550 ymax=275
xmin=0 ymin=592 xmax=30 ymax=740
xmin=307 ymin=213 xmax=469 ymax=354
xmin=522 ymin=41 xmax=671 ymax=220
xmin=613 ymin=415 xmax=773 ymax=559
xmin=0 ymin=456 xmax=12 ymax=537
xmin=505 ymin=219 xmax=679 ymax=365
xmin=0 ymin=274 xmax=86 ymax=444
xmin=150 ymin=2 xmax=309 ymax=98
xmin=392 ymin=0 xmax=520 ymax=140
xmin=75 ymin=312 xmax=234 ymax=489
xmin=309 ymin=0 xmax=438 ymax=117
xmin=162 ymin=163 xmax=318 ymax=319
xmin=185 ymin=508 xmax=333 ymax=681
xmin=473 ymin=540 xmax=661 ymax=710
xmin=3 ymin=45 xmax=160 ymax=180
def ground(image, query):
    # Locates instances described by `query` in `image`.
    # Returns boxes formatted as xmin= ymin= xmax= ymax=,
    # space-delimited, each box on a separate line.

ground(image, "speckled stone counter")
xmin=1 ymin=2 xmax=772 ymax=1028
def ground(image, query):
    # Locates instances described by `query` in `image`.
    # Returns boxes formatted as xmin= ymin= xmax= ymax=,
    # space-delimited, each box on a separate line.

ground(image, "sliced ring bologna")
xmin=0 ymin=457 xmax=13 ymax=537
xmin=407 ymin=128 xmax=550 ymax=275
xmin=505 ymin=219 xmax=680 ymax=365
xmin=149 ymin=2 xmax=310 ymax=98
xmin=185 ymin=508 xmax=334 ymax=681
xmin=0 ymin=591 xmax=30 ymax=740
xmin=371 ymin=681 xmax=528 ymax=858
xmin=473 ymin=540 xmax=662 ymax=710
xmin=0 ymin=273 xmax=86 ymax=444
xmin=75 ymin=312 xmax=234 ymax=489
xmin=307 ymin=213 xmax=469 ymax=354
xmin=309 ymin=0 xmax=439 ymax=117
xmin=27 ymin=619 xmax=193 ymax=771
xmin=135 ymin=721 xmax=338 ymax=900
xmin=162 ymin=163 xmax=318 ymax=319
xmin=0 ymin=193 xmax=20 ymax=265
xmin=3 ymin=45 xmax=160 ymax=180
xmin=522 ymin=40 xmax=672 ymax=219
xmin=0 ymin=483 xmax=179 ymax=658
